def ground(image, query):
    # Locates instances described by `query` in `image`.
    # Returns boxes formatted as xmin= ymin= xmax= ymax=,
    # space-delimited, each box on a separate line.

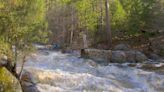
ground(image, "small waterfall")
xmin=18 ymin=50 xmax=164 ymax=92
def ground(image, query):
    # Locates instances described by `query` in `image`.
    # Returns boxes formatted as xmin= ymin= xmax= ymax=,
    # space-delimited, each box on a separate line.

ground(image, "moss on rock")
xmin=0 ymin=67 xmax=22 ymax=92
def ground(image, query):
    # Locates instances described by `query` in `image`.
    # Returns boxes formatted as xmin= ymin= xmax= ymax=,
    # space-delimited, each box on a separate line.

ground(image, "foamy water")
xmin=19 ymin=51 xmax=164 ymax=92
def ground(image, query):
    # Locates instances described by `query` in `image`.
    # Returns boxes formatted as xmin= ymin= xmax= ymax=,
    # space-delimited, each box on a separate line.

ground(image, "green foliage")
xmin=110 ymin=0 xmax=127 ymax=30
xmin=65 ymin=0 xmax=158 ymax=36
xmin=120 ymin=0 xmax=156 ymax=32
xmin=47 ymin=0 xmax=163 ymax=47
xmin=0 ymin=38 xmax=12 ymax=59
xmin=0 ymin=0 xmax=47 ymax=59
xmin=75 ymin=0 xmax=99 ymax=31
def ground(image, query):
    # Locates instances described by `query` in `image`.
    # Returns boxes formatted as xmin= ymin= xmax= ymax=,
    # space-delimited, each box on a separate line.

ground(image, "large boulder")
xmin=81 ymin=49 xmax=148 ymax=63
xmin=125 ymin=51 xmax=148 ymax=63
xmin=125 ymin=51 xmax=136 ymax=62
xmin=149 ymin=36 xmax=164 ymax=56
xmin=21 ymin=71 xmax=39 ymax=92
xmin=21 ymin=71 xmax=37 ymax=83
xmin=111 ymin=51 xmax=126 ymax=63
xmin=149 ymin=53 xmax=160 ymax=60
xmin=81 ymin=49 xmax=112 ymax=62
xmin=135 ymin=51 xmax=148 ymax=62
xmin=0 ymin=67 xmax=22 ymax=92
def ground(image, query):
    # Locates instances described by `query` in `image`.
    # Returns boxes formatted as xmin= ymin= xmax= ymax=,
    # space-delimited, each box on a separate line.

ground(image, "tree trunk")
xmin=62 ymin=6 xmax=67 ymax=48
xmin=83 ymin=33 xmax=88 ymax=49
xmin=105 ymin=0 xmax=112 ymax=49
xmin=19 ymin=55 xmax=26 ymax=80
xmin=83 ymin=8 xmax=88 ymax=49
xmin=100 ymin=0 xmax=103 ymax=32
xmin=13 ymin=43 xmax=18 ymax=77
xmin=70 ymin=5 xmax=74 ymax=49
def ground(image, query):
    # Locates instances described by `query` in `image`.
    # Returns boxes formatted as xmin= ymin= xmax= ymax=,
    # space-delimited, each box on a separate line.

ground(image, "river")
xmin=17 ymin=50 xmax=164 ymax=92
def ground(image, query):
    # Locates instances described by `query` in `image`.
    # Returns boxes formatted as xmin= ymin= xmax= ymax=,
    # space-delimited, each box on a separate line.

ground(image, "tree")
xmin=0 ymin=0 xmax=48 ymax=76
xmin=105 ymin=0 xmax=112 ymax=49
xmin=47 ymin=0 xmax=164 ymax=49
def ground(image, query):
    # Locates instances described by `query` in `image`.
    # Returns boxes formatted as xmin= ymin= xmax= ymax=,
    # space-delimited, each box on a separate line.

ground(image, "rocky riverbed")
xmin=16 ymin=50 xmax=164 ymax=92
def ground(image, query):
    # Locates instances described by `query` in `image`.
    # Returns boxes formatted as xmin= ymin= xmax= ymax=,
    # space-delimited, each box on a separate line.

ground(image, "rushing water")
xmin=18 ymin=50 xmax=164 ymax=92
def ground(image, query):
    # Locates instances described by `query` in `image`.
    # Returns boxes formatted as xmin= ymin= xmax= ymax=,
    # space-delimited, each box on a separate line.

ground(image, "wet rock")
xmin=81 ymin=49 xmax=111 ymax=62
xmin=22 ymin=81 xmax=34 ymax=87
xmin=0 ymin=67 xmax=22 ymax=92
xmin=111 ymin=51 xmax=126 ymax=63
xmin=127 ymin=63 xmax=137 ymax=67
xmin=126 ymin=50 xmax=148 ymax=63
xmin=149 ymin=36 xmax=164 ymax=56
xmin=21 ymin=71 xmax=36 ymax=83
xmin=157 ymin=59 xmax=164 ymax=63
xmin=159 ymin=50 xmax=164 ymax=57
xmin=21 ymin=71 xmax=39 ymax=92
xmin=125 ymin=51 xmax=136 ymax=62
xmin=149 ymin=53 xmax=160 ymax=60
xmin=22 ymin=85 xmax=39 ymax=92
xmin=61 ymin=48 xmax=73 ymax=53
xmin=114 ymin=44 xmax=130 ymax=51
xmin=86 ymin=60 xmax=98 ymax=67
xmin=135 ymin=51 xmax=148 ymax=62
xmin=81 ymin=49 xmax=148 ymax=63
xmin=140 ymin=63 xmax=164 ymax=71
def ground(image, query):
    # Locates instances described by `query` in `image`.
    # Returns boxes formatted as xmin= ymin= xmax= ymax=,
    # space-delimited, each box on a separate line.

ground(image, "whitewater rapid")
xmin=18 ymin=50 xmax=164 ymax=92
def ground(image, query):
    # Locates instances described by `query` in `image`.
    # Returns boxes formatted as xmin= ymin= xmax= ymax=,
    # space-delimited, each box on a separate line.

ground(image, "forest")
xmin=0 ymin=0 xmax=164 ymax=92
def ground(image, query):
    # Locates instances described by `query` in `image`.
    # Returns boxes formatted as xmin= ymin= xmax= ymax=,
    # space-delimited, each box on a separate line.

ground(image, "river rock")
xmin=0 ymin=67 xmax=22 ymax=92
xmin=21 ymin=71 xmax=39 ymax=92
xmin=114 ymin=44 xmax=130 ymax=51
xmin=22 ymin=85 xmax=39 ymax=92
xmin=135 ymin=51 xmax=148 ymax=62
xmin=81 ymin=49 xmax=148 ymax=63
xmin=149 ymin=53 xmax=160 ymax=60
xmin=125 ymin=51 xmax=148 ymax=63
xmin=157 ymin=59 xmax=164 ymax=63
xmin=149 ymin=36 xmax=164 ymax=56
xmin=86 ymin=60 xmax=98 ymax=67
xmin=139 ymin=63 xmax=164 ymax=71
xmin=21 ymin=71 xmax=36 ymax=83
xmin=111 ymin=51 xmax=126 ymax=63
xmin=125 ymin=51 xmax=136 ymax=62
xmin=127 ymin=63 xmax=137 ymax=67
xmin=81 ymin=49 xmax=112 ymax=62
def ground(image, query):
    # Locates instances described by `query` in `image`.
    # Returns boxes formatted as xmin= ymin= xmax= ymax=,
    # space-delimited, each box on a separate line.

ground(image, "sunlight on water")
xmin=20 ymin=51 xmax=164 ymax=92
